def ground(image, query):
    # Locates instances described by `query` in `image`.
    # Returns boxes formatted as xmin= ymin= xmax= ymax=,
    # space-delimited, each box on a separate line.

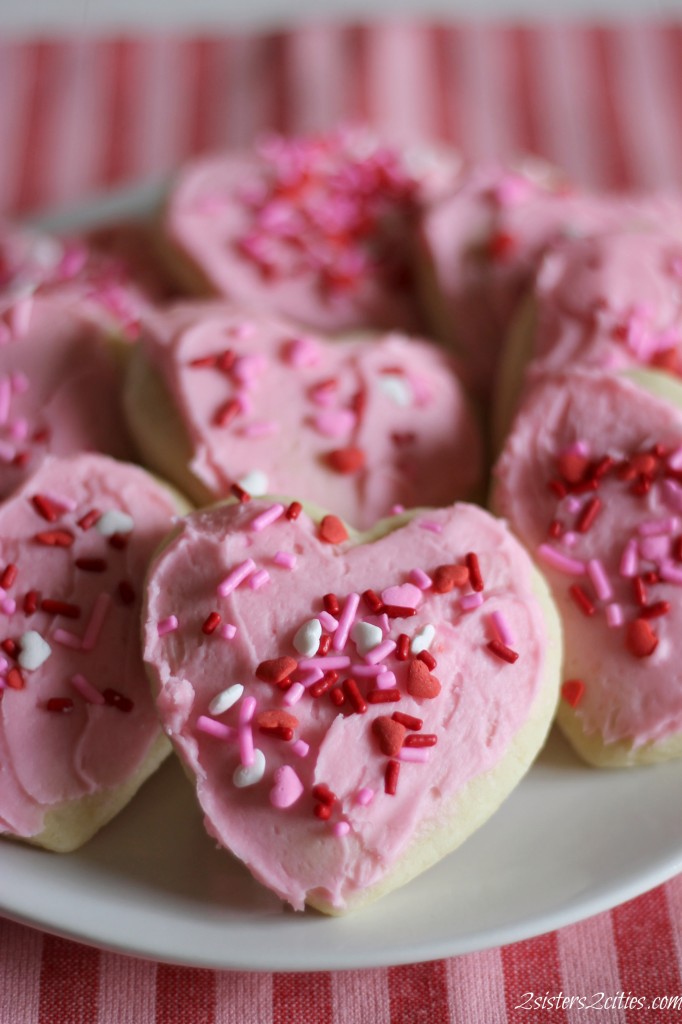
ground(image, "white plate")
xmin=1 ymin=186 xmax=681 ymax=971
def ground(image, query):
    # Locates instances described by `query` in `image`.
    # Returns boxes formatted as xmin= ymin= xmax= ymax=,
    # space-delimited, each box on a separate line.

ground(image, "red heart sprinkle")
xmin=626 ymin=619 xmax=658 ymax=659
xmin=432 ymin=564 xmax=469 ymax=594
xmin=319 ymin=515 xmax=348 ymax=545
xmin=255 ymin=656 xmax=298 ymax=684
xmin=372 ymin=716 xmax=407 ymax=757
xmin=561 ymin=679 xmax=585 ymax=708
xmin=557 ymin=452 xmax=589 ymax=485
xmin=326 ymin=447 xmax=366 ymax=474
xmin=255 ymin=709 xmax=299 ymax=730
xmin=406 ymin=659 xmax=441 ymax=699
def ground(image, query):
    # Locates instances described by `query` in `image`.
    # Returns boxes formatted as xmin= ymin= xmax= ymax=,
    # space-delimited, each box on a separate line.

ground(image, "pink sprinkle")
xmin=492 ymin=173 xmax=532 ymax=207
xmin=219 ymin=623 xmax=237 ymax=641
xmin=10 ymin=371 xmax=29 ymax=394
xmin=537 ymin=544 xmax=586 ymax=576
xmin=232 ymin=353 xmax=268 ymax=384
xmin=667 ymin=446 xmax=682 ymax=471
xmin=390 ymin=505 xmax=405 ymax=515
xmin=662 ymin=479 xmax=682 ymax=513
xmin=460 ymin=593 xmax=484 ymax=612
xmin=230 ymin=321 xmax=256 ymax=339
xmin=332 ymin=592 xmax=360 ymax=652
xmin=291 ymin=739 xmax=310 ymax=758
xmin=0 ymin=325 xmax=10 ymax=346
xmin=240 ymin=696 xmax=256 ymax=724
xmin=9 ymin=418 xmax=28 ymax=441
xmin=333 ymin=821 xmax=350 ymax=838
xmin=0 ymin=677 xmax=5 ymax=690
xmin=8 ymin=296 xmax=32 ymax=338
xmin=660 ymin=560 xmax=682 ymax=585
xmin=218 ymin=559 xmax=256 ymax=596
xmin=297 ymin=667 xmax=324 ymax=688
xmin=639 ymin=535 xmax=670 ymax=562
xmin=364 ymin=639 xmax=397 ymax=665
xmin=587 ymin=559 xmax=613 ymax=602
xmin=274 ymin=550 xmax=297 ymax=570
xmin=197 ymin=715 xmax=236 ymax=740
xmin=70 ymin=673 xmax=105 ymax=705
xmin=235 ymin=390 xmax=252 ymax=416
xmin=283 ymin=682 xmax=305 ymax=706
xmin=318 ymin=610 xmax=339 ymax=632
xmin=283 ymin=336 xmax=321 ymax=368
xmin=251 ymin=503 xmax=285 ymax=532
xmin=418 ymin=519 xmax=443 ymax=534
xmin=0 ymin=377 xmax=11 ymax=425
xmin=376 ymin=670 xmax=397 ymax=690
xmin=298 ymin=656 xmax=351 ymax=670
xmin=81 ymin=593 xmax=111 ymax=651
xmin=1 ymin=598 xmax=15 ymax=615
xmin=561 ymin=532 xmax=578 ymax=548
xmin=350 ymin=664 xmax=383 ymax=678
xmin=312 ymin=409 xmax=356 ymax=438
xmin=0 ymin=441 xmax=15 ymax=463
xmin=239 ymin=726 xmax=255 ymax=766
xmin=398 ymin=747 xmax=430 ymax=763
xmin=43 ymin=490 xmax=77 ymax=513
xmin=310 ymin=383 xmax=336 ymax=407
xmin=619 ymin=539 xmax=639 ymax=578
xmin=157 ymin=615 xmax=179 ymax=636
xmin=490 ymin=610 xmax=514 ymax=646
xmin=605 ymin=603 xmax=624 ymax=628
xmin=0 ymin=657 xmax=7 ymax=673
xmin=408 ymin=568 xmax=432 ymax=590
xmin=564 ymin=496 xmax=582 ymax=514
xmin=638 ymin=516 xmax=678 ymax=537
xmin=240 ymin=420 xmax=280 ymax=439
xmin=564 ymin=439 xmax=590 ymax=458
xmin=355 ymin=787 xmax=374 ymax=806
xmin=249 ymin=568 xmax=270 ymax=590
xmin=53 ymin=628 xmax=82 ymax=649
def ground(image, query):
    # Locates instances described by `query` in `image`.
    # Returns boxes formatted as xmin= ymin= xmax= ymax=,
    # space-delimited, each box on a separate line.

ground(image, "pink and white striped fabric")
xmin=2 ymin=21 xmax=682 ymax=1024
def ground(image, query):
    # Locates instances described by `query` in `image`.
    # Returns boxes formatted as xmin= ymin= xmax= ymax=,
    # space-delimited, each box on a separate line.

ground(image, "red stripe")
xmin=588 ymin=26 xmax=632 ymax=189
xmin=388 ymin=960 xmax=449 ymax=1023
xmin=430 ymin=25 xmax=457 ymax=144
xmin=613 ymin=888 xmax=682 ymax=1023
xmin=155 ymin=964 xmax=216 ymax=1024
xmin=501 ymin=932 xmax=569 ymax=1023
xmin=509 ymin=26 xmax=543 ymax=156
xmin=185 ymin=37 xmax=219 ymax=155
xmin=345 ymin=24 xmax=371 ymax=123
xmin=272 ymin=971 xmax=333 ymax=1024
xmin=660 ymin=23 xmax=682 ymax=185
xmin=38 ymin=935 xmax=100 ymax=1024
xmin=100 ymin=37 xmax=139 ymax=188
xmin=14 ymin=42 xmax=56 ymax=211
xmin=264 ymin=31 xmax=291 ymax=135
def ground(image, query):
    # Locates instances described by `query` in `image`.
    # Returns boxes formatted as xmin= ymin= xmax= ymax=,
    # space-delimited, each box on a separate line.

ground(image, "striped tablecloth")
xmin=2 ymin=22 xmax=682 ymax=1024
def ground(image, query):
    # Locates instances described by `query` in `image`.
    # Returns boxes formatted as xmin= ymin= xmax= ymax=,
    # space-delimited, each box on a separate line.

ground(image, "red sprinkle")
xmin=323 ymin=593 xmax=340 ymax=617
xmin=256 ymin=710 xmax=299 ymax=731
xmin=576 ymin=497 xmax=602 ymax=533
xmin=0 ymin=564 xmax=17 ymax=589
xmin=31 ymin=494 xmax=61 ymax=523
xmin=329 ymin=687 xmax=345 ymax=707
xmin=590 ymin=455 xmax=615 ymax=481
xmin=312 ymin=783 xmax=336 ymax=805
xmin=6 ymin=667 xmax=24 ymax=690
xmin=640 ymin=601 xmax=671 ymax=619
xmin=255 ymin=657 xmax=297 ymax=684
xmin=404 ymin=733 xmax=437 ymax=748
xmin=626 ymin=619 xmax=659 ymax=658
xmin=78 ymin=509 xmax=101 ymax=531
xmin=633 ymin=577 xmax=648 ymax=608
xmin=367 ymin=688 xmax=401 ymax=703
xmin=45 ymin=697 xmax=74 ymax=713
xmin=568 ymin=584 xmax=596 ymax=617
xmin=189 ymin=353 xmax=218 ymax=369
xmin=285 ymin=501 xmax=302 ymax=521
xmin=213 ymin=398 xmax=242 ymax=428
xmin=673 ymin=536 xmax=682 ymax=563
xmin=549 ymin=479 xmax=568 ymax=499
xmin=310 ymin=671 xmax=338 ymax=698
xmin=319 ymin=515 xmax=348 ymax=545
xmin=35 ymin=530 xmax=74 ymax=548
xmin=313 ymin=803 xmax=333 ymax=821
xmin=202 ymin=611 xmax=221 ymax=635
xmin=548 ymin=519 xmax=564 ymax=540
xmin=383 ymin=605 xmax=417 ymax=619
xmin=466 ymin=552 xmax=484 ymax=592
xmin=1 ymin=639 xmax=18 ymax=658
xmin=362 ymin=589 xmax=383 ymax=613
xmin=217 ymin=349 xmax=236 ymax=373
xmin=258 ymin=724 xmax=294 ymax=741
xmin=384 ymin=759 xmax=400 ymax=796
xmin=396 ymin=634 xmax=410 ymax=661
xmin=488 ymin=230 xmax=517 ymax=262
xmin=230 ymin=483 xmax=252 ymax=504
xmin=75 ymin=558 xmax=108 ymax=573
xmin=23 ymin=590 xmax=39 ymax=615
xmin=561 ymin=679 xmax=585 ymax=708
xmin=486 ymin=639 xmax=519 ymax=664
xmin=557 ymin=452 xmax=589 ymax=484
xmin=326 ymin=446 xmax=366 ymax=474
xmin=103 ymin=688 xmax=134 ymax=712
xmin=392 ymin=711 xmax=422 ymax=731
xmin=118 ymin=581 xmax=136 ymax=605
xmin=642 ymin=570 xmax=661 ymax=585
xmin=317 ymin=633 xmax=332 ymax=656
xmin=417 ymin=650 xmax=437 ymax=671
xmin=432 ymin=564 xmax=469 ymax=594
xmin=109 ymin=533 xmax=128 ymax=550
xmin=343 ymin=678 xmax=367 ymax=714
xmin=41 ymin=599 xmax=81 ymax=619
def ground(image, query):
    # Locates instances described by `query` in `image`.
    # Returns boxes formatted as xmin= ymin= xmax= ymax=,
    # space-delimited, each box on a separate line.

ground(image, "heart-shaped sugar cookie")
xmin=144 ymin=498 xmax=560 ymax=914
xmin=126 ymin=302 xmax=483 ymax=528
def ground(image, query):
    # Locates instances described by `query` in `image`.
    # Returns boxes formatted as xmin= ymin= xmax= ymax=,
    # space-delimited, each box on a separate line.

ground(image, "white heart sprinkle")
xmin=350 ymin=620 xmax=383 ymax=656
xmin=233 ymin=748 xmax=266 ymax=788
xmin=411 ymin=624 xmax=436 ymax=655
xmin=378 ymin=374 xmax=412 ymax=407
xmin=209 ymin=683 xmax=244 ymax=715
xmin=293 ymin=618 xmax=322 ymax=658
xmin=96 ymin=509 xmax=135 ymax=536
xmin=237 ymin=470 xmax=269 ymax=497
xmin=18 ymin=630 xmax=52 ymax=671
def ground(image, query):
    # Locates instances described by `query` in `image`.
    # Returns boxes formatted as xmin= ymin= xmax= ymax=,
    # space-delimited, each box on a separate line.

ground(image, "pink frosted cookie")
xmin=0 ymin=453 xmax=183 ymax=851
xmin=418 ymin=159 xmax=682 ymax=396
xmin=492 ymin=370 xmax=682 ymax=767
xmin=0 ymin=291 xmax=138 ymax=499
xmin=160 ymin=130 xmax=460 ymax=335
xmin=125 ymin=302 xmax=483 ymax=529
xmin=143 ymin=498 xmax=561 ymax=913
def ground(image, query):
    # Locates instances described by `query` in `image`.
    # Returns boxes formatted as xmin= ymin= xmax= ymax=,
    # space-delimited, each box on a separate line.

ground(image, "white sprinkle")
xmin=209 ymin=683 xmax=244 ymax=715
xmin=18 ymin=630 xmax=51 ymax=671
xmin=96 ymin=509 xmax=134 ymax=537
xmin=350 ymin=620 xmax=383 ymax=656
xmin=378 ymin=374 xmax=413 ymax=407
xmin=293 ymin=618 xmax=322 ymax=658
xmin=237 ymin=470 xmax=269 ymax=497
xmin=233 ymin=748 xmax=266 ymax=788
xmin=410 ymin=624 xmax=435 ymax=654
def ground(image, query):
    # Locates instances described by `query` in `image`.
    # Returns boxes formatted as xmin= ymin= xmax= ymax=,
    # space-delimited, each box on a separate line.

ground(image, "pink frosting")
xmin=139 ymin=302 xmax=483 ymax=529
xmin=0 ymin=292 xmax=137 ymax=498
xmin=143 ymin=500 xmax=551 ymax=911
xmin=162 ymin=130 xmax=460 ymax=335
xmin=0 ymin=453 xmax=179 ymax=838
xmin=493 ymin=371 xmax=682 ymax=749
xmin=419 ymin=159 xmax=682 ymax=394
xmin=524 ymin=225 xmax=682 ymax=384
